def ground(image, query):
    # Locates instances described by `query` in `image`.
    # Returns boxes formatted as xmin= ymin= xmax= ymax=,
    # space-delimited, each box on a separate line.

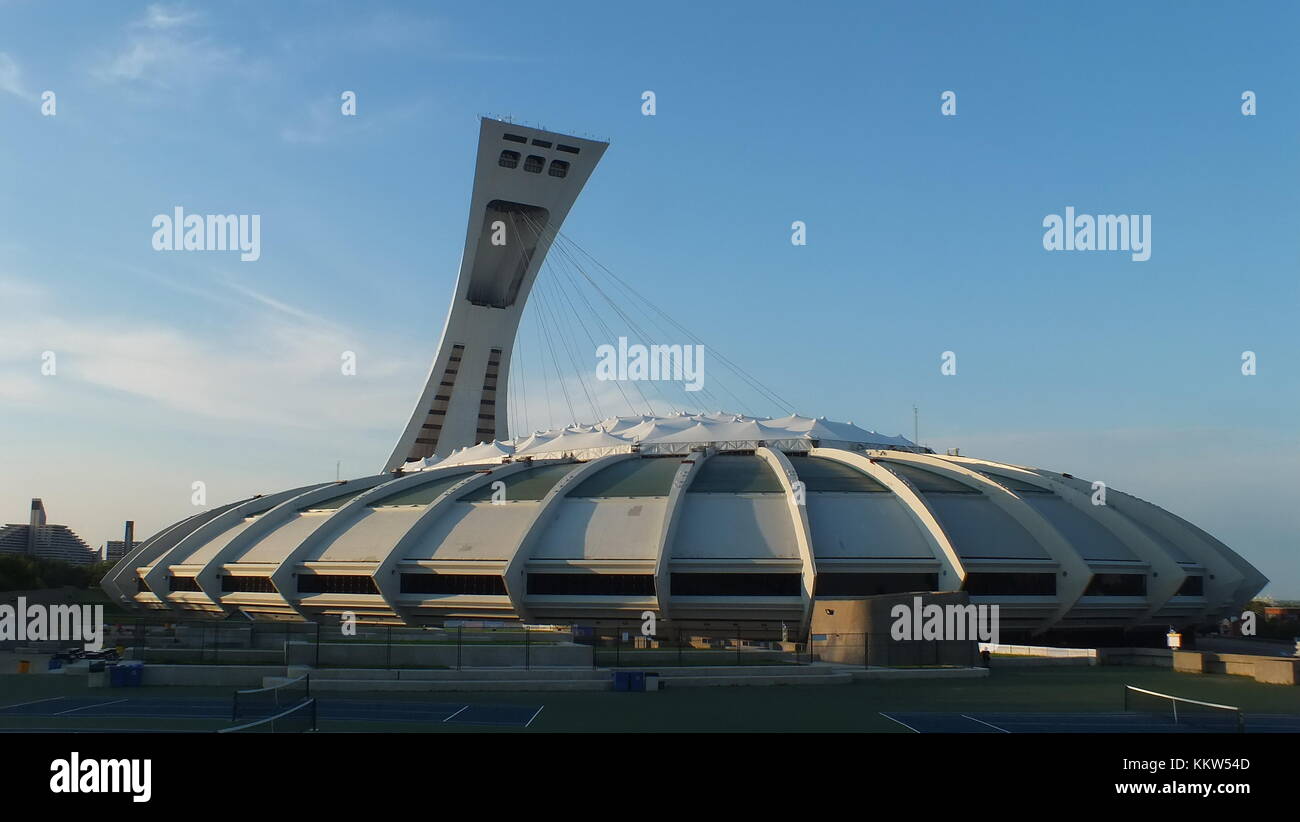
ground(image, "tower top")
xmin=385 ymin=118 xmax=608 ymax=469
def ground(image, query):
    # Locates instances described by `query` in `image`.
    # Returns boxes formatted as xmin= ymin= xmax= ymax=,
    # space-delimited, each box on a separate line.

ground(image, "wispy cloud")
xmin=91 ymin=2 xmax=257 ymax=90
xmin=0 ymin=272 xmax=417 ymax=431
xmin=0 ymin=51 xmax=30 ymax=100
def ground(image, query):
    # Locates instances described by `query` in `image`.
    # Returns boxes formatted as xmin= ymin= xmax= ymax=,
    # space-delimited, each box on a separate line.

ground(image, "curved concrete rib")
xmin=885 ymin=453 xmax=1093 ymax=634
xmin=194 ymin=474 xmax=392 ymax=615
xmin=503 ymin=454 xmax=634 ymax=622
xmin=102 ymin=507 xmax=227 ymax=606
xmin=809 ymin=448 xmax=966 ymax=588
xmin=652 ymin=450 xmax=712 ymax=621
xmin=755 ymin=446 xmax=817 ymax=635
xmin=371 ymin=460 xmax=547 ymax=622
xmin=941 ymin=456 xmax=1190 ymax=626
xmin=258 ymin=465 xmax=494 ymax=620
xmin=1103 ymin=487 xmax=1249 ymax=620
xmin=140 ymin=484 xmax=329 ymax=613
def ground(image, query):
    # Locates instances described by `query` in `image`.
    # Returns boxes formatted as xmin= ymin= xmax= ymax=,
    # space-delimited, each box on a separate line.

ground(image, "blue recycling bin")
xmin=628 ymin=671 xmax=646 ymax=692
xmin=108 ymin=664 xmax=125 ymax=687
xmin=125 ymin=663 xmax=143 ymax=687
xmin=612 ymin=671 xmax=630 ymax=691
xmin=47 ymin=657 xmax=63 ymax=671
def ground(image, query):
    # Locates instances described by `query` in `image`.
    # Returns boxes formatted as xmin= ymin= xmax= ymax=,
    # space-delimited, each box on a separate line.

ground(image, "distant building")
xmin=0 ymin=498 xmax=97 ymax=566
xmin=1264 ymin=606 xmax=1300 ymax=623
xmin=102 ymin=521 xmax=136 ymax=563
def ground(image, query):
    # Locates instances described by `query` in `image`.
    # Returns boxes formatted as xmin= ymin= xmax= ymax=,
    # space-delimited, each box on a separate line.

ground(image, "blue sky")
xmin=0 ymin=1 xmax=1296 ymax=595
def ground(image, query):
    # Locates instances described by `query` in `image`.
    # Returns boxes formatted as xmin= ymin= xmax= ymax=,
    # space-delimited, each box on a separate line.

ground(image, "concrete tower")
xmin=384 ymin=118 xmax=608 ymax=470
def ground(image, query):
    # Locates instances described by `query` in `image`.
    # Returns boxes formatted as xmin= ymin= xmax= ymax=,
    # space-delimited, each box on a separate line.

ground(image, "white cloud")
xmin=92 ymin=3 xmax=255 ymax=90
xmin=0 ymin=51 xmax=29 ymax=99
xmin=0 ymin=273 xmax=419 ymax=431
xmin=137 ymin=2 xmax=203 ymax=31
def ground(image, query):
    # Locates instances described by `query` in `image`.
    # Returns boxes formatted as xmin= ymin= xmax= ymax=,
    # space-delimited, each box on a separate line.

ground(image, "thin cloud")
xmin=91 ymin=2 xmax=258 ymax=90
xmin=0 ymin=51 xmax=30 ymax=100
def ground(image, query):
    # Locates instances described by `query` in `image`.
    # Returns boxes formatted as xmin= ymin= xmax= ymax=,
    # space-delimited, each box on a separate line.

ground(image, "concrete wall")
xmin=809 ymin=593 xmax=979 ymax=667
xmin=136 ymin=664 xmax=284 ymax=687
xmin=1167 ymin=650 xmax=1298 ymax=685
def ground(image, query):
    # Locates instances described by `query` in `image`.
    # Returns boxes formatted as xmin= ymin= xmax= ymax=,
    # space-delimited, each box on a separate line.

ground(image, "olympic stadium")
xmin=100 ymin=118 xmax=1267 ymax=644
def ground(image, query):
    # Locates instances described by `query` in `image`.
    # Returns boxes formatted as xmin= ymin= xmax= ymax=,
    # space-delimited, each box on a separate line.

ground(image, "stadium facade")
xmin=102 ymin=119 xmax=1267 ymax=641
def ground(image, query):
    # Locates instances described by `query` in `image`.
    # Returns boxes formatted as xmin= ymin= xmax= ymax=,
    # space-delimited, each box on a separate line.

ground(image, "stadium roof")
xmin=398 ymin=412 xmax=923 ymax=471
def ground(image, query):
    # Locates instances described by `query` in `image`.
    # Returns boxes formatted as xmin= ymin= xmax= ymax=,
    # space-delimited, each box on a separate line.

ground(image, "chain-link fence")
xmin=100 ymin=616 xmax=982 ymax=670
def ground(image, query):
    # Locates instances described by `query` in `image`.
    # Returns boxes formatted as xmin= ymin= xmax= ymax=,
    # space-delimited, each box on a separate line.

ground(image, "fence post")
xmin=735 ymin=624 xmax=741 ymax=666
xmin=386 ymin=625 xmax=392 ymax=669
xmin=457 ymin=625 xmax=462 ymax=671
xmin=214 ymin=620 xmax=220 ymax=664
xmin=525 ymin=625 xmax=530 ymax=670
xmin=677 ymin=629 xmax=683 ymax=667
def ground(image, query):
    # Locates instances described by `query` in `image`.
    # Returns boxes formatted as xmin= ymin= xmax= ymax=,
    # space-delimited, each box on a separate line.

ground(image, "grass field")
xmin=2 ymin=665 xmax=1298 ymax=733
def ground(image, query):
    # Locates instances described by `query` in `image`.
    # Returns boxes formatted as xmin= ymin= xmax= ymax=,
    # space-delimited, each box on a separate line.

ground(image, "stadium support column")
xmin=810 ymin=448 xmax=968 ymax=589
xmin=385 ymin=119 xmax=608 ymax=471
xmin=755 ymin=447 xmax=818 ymax=637
xmin=653 ymin=449 xmax=712 ymax=622
xmin=502 ymin=454 xmax=634 ymax=623
xmin=882 ymin=452 xmax=1093 ymax=635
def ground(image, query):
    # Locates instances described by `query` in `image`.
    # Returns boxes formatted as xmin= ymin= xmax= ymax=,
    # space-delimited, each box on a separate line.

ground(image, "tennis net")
xmin=231 ymin=674 xmax=310 ymax=724
xmin=218 ymin=697 xmax=317 ymax=733
xmin=1124 ymin=685 xmax=1244 ymax=732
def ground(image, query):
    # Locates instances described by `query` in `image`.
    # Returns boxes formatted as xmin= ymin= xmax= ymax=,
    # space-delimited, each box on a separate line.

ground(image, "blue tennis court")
xmin=0 ymin=695 xmax=544 ymax=730
xmin=880 ymin=711 xmax=1300 ymax=733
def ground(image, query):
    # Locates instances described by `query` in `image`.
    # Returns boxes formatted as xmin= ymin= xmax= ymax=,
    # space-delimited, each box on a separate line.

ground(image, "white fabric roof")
xmin=403 ymin=411 xmax=920 ymax=472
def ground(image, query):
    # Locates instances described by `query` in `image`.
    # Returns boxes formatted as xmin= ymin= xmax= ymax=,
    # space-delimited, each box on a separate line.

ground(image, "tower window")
xmin=499 ymin=150 xmax=519 ymax=169
xmin=523 ymin=155 xmax=544 ymax=173
xmin=503 ymin=133 xmax=527 ymax=143
xmin=556 ymin=144 xmax=580 ymax=154
xmin=531 ymin=138 xmax=552 ymax=148
xmin=548 ymin=159 xmax=569 ymax=178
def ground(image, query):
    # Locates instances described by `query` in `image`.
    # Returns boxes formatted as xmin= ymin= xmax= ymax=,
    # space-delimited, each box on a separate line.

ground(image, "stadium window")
xmin=503 ymin=133 xmax=527 ymax=143
xmin=222 ymin=576 xmax=277 ymax=593
xmin=498 ymin=150 xmax=520 ymax=168
xmin=523 ymin=155 xmax=544 ymax=173
xmin=1176 ymin=575 xmax=1204 ymax=596
xmin=168 ymin=576 xmax=201 ymax=592
xmin=670 ymin=573 xmax=800 ymax=597
xmin=962 ymin=572 xmax=1057 ymax=596
xmin=297 ymin=574 xmax=378 ymax=595
xmin=1083 ymin=573 xmax=1147 ymax=596
xmin=401 ymin=573 xmax=507 ymax=596
xmin=548 ymin=159 xmax=569 ymax=178
xmin=531 ymin=138 xmax=552 ymax=148
xmin=814 ymin=572 xmax=938 ymax=597
xmin=556 ymin=144 xmax=580 ymax=154
xmin=527 ymin=574 xmax=655 ymax=596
